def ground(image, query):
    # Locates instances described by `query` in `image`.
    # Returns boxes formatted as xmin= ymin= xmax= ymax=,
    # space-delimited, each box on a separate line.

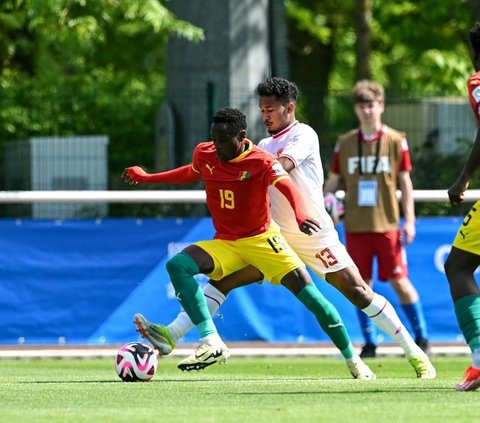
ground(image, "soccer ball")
xmin=324 ymin=192 xmax=345 ymax=224
xmin=115 ymin=342 xmax=158 ymax=382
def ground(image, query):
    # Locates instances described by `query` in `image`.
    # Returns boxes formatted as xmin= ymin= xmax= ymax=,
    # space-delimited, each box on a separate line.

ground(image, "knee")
xmin=349 ymin=285 xmax=372 ymax=307
xmin=166 ymin=253 xmax=199 ymax=279
xmin=281 ymin=267 xmax=312 ymax=295
xmin=328 ymin=269 xmax=372 ymax=308
xmin=444 ymin=254 xmax=455 ymax=281
xmin=389 ymin=277 xmax=419 ymax=301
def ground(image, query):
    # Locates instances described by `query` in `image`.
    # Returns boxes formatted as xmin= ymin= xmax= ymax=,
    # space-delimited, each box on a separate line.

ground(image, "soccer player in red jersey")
xmin=444 ymin=21 xmax=480 ymax=391
xmin=123 ymin=107 xmax=345 ymax=372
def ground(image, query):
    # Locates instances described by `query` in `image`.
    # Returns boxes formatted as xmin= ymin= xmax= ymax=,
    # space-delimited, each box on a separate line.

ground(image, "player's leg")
xmin=354 ymin=278 xmax=378 ymax=358
xmin=343 ymin=232 xmax=378 ymax=356
xmin=280 ymin=267 xmax=375 ymax=380
xmin=281 ymin=267 xmax=355 ymax=358
xmin=388 ymin=275 xmax=429 ymax=352
xmin=167 ymin=243 xmax=237 ymax=371
xmin=134 ymin=245 xmax=214 ymax=353
xmin=240 ymin=227 xmax=374 ymax=379
xmin=445 ymin=245 xmax=480 ymax=391
xmin=135 ymin=242 xmax=235 ymax=371
xmin=325 ymin=268 xmax=424 ymax=360
xmin=294 ymin=230 xmax=434 ymax=377
xmin=165 ymin=245 xmax=216 ymax=332
xmin=166 ymin=265 xmax=263 ymax=344
xmin=380 ymin=231 xmax=429 ymax=352
xmin=247 ymin=227 xmax=359 ymax=364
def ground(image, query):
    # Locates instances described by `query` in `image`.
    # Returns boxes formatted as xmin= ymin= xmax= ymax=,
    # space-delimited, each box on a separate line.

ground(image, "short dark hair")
xmin=212 ymin=107 xmax=247 ymax=134
xmin=256 ymin=77 xmax=298 ymax=103
xmin=470 ymin=21 xmax=480 ymax=54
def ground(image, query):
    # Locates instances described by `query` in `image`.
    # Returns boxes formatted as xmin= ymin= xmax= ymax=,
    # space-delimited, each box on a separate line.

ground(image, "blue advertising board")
xmin=0 ymin=217 xmax=472 ymax=346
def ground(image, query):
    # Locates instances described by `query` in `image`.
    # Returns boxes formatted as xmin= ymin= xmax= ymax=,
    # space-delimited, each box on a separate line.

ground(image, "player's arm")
xmin=278 ymin=156 xmax=295 ymax=173
xmin=448 ymin=127 xmax=480 ymax=205
xmin=121 ymin=165 xmax=202 ymax=185
xmin=273 ymin=177 xmax=321 ymax=235
xmin=398 ymin=170 xmax=416 ymax=245
xmin=324 ymin=173 xmax=342 ymax=194
xmin=324 ymin=143 xmax=343 ymax=194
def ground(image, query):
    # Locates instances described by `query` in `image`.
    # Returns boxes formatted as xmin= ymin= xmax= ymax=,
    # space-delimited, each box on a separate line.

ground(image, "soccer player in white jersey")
xmin=134 ymin=77 xmax=435 ymax=379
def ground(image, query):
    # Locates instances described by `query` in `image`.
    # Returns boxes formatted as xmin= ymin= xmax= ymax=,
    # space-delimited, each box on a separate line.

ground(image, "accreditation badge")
xmin=358 ymin=179 xmax=377 ymax=206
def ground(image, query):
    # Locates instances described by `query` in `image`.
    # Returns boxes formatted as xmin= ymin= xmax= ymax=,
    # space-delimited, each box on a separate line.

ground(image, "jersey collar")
xmin=229 ymin=139 xmax=253 ymax=162
xmin=272 ymin=121 xmax=299 ymax=139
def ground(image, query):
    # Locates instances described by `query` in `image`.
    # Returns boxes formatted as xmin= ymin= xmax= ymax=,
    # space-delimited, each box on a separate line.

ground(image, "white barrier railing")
xmin=0 ymin=189 xmax=479 ymax=203
xmin=0 ymin=190 xmax=207 ymax=203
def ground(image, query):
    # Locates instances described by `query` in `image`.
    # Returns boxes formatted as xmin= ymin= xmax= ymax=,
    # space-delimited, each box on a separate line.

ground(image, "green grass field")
xmin=1 ymin=355 xmax=479 ymax=422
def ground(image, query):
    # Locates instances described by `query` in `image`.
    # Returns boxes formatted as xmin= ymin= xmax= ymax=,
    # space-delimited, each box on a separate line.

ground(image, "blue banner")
xmin=0 ymin=217 xmax=470 ymax=346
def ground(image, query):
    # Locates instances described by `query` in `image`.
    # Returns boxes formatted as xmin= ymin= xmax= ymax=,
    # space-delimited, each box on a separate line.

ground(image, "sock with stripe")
xmin=168 ymin=283 xmax=226 ymax=341
xmin=363 ymin=293 xmax=419 ymax=356
xmin=297 ymin=283 xmax=355 ymax=360
xmin=166 ymin=253 xmax=218 ymax=338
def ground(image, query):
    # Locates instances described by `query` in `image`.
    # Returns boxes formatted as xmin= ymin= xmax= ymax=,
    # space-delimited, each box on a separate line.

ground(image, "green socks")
xmin=454 ymin=294 xmax=480 ymax=352
xmin=166 ymin=252 xmax=217 ymax=338
xmin=297 ymin=283 xmax=355 ymax=360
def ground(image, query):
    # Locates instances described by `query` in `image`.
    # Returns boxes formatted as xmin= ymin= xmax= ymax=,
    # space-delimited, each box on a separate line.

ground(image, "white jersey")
xmin=259 ymin=121 xmax=333 ymax=234
xmin=258 ymin=120 xmax=355 ymax=276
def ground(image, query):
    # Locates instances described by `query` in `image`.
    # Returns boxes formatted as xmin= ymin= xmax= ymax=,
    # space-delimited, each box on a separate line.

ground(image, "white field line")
xmin=0 ymin=344 xmax=470 ymax=359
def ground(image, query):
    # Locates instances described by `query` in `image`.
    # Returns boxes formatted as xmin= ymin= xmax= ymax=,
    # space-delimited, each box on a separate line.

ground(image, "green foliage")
xmin=287 ymin=0 xmax=474 ymax=96
xmin=411 ymin=138 xmax=480 ymax=217
xmin=372 ymin=0 xmax=473 ymax=94
xmin=0 ymin=0 xmax=204 ymax=190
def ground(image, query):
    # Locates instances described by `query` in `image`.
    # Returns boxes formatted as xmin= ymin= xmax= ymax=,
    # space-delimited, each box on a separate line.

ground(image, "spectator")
xmin=324 ymin=80 xmax=430 ymax=358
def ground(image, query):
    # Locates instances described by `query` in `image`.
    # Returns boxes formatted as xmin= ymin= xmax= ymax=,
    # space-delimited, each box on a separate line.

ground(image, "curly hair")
xmin=470 ymin=21 xmax=480 ymax=54
xmin=256 ymin=77 xmax=298 ymax=103
xmin=212 ymin=107 xmax=247 ymax=134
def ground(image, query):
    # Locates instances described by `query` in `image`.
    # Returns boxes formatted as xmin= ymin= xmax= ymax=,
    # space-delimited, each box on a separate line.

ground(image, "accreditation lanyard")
xmin=357 ymin=128 xmax=383 ymax=206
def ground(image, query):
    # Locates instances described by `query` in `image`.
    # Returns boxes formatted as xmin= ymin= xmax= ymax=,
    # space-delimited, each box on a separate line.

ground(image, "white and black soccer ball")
xmin=324 ymin=192 xmax=345 ymax=224
xmin=115 ymin=342 xmax=158 ymax=382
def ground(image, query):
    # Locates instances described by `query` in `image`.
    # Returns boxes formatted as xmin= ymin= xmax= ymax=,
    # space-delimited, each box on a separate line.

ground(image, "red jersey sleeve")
xmin=124 ymin=164 xmax=200 ymax=184
xmin=399 ymin=138 xmax=412 ymax=172
xmin=331 ymin=143 xmax=341 ymax=174
xmin=468 ymin=70 xmax=480 ymax=124
xmin=274 ymin=177 xmax=309 ymax=225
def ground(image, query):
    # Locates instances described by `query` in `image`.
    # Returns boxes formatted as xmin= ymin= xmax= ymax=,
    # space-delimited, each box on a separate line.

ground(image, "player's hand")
xmin=121 ymin=166 xmax=147 ymax=185
xmin=447 ymin=178 xmax=469 ymax=206
xmin=400 ymin=220 xmax=415 ymax=245
xmin=299 ymin=218 xmax=321 ymax=236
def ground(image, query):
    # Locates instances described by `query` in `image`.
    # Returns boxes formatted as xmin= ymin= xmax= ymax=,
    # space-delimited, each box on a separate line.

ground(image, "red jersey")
xmin=468 ymin=69 xmax=480 ymax=124
xmin=191 ymin=139 xmax=288 ymax=240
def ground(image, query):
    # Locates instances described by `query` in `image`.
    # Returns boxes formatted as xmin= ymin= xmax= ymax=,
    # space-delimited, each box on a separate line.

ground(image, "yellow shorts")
xmin=453 ymin=200 xmax=480 ymax=256
xmin=194 ymin=225 xmax=304 ymax=284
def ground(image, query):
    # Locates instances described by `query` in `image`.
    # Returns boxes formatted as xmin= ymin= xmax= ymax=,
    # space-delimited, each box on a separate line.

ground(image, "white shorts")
xmin=282 ymin=226 xmax=356 ymax=279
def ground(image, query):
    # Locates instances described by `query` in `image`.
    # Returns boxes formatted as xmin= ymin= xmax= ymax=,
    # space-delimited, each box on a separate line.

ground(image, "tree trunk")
xmin=354 ymin=0 xmax=372 ymax=81
xmin=288 ymin=15 xmax=335 ymax=141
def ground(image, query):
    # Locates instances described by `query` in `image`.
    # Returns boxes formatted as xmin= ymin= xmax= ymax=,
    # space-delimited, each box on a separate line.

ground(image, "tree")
xmin=286 ymin=0 xmax=477 ymax=153
xmin=0 ymin=0 xmax=204 ymax=189
xmin=354 ymin=0 xmax=372 ymax=81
